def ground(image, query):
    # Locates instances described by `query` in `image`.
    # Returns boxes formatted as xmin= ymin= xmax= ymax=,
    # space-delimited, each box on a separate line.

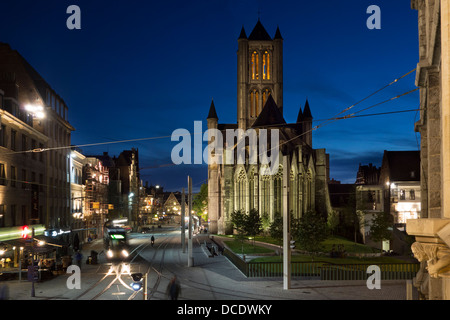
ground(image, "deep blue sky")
xmin=0 ymin=0 xmax=420 ymax=191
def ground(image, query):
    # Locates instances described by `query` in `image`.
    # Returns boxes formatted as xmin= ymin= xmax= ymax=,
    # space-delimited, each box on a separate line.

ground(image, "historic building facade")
xmin=407 ymin=0 xmax=450 ymax=300
xmin=207 ymin=21 xmax=331 ymax=235
xmin=0 ymin=43 xmax=74 ymax=229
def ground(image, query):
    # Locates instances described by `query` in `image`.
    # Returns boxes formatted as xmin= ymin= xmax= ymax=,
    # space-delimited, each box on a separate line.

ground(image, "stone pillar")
xmin=441 ymin=0 xmax=450 ymax=219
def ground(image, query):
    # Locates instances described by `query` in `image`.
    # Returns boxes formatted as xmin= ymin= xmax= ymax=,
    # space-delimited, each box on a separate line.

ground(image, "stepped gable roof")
xmin=248 ymin=20 xmax=272 ymax=41
xmin=251 ymin=94 xmax=286 ymax=128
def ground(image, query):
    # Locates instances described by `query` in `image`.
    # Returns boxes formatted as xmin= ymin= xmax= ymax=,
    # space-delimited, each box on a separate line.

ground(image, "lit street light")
xmin=25 ymin=104 xmax=45 ymax=119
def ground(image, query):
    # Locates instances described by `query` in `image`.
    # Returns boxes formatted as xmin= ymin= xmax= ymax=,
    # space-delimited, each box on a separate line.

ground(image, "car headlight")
xmin=107 ymin=249 xmax=113 ymax=258
xmin=122 ymin=249 xmax=129 ymax=257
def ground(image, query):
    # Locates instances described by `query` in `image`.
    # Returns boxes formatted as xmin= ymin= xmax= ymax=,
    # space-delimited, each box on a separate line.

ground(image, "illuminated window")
xmin=251 ymin=51 xmax=259 ymax=80
xmin=263 ymin=51 xmax=270 ymax=80
xmin=250 ymin=89 xmax=259 ymax=118
xmin=262 ymin=88 xmax=271 ymax=106
xmin=0 ymin=163 xmax=5 ymax=186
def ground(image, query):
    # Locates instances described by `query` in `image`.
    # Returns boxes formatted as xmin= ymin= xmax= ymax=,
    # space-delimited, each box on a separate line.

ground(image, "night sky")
xmin=0 ymin=0 xmax=420 ymax=192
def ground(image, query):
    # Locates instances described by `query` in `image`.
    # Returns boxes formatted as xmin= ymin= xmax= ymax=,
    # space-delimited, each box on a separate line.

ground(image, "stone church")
xmin=206 ymin=21 xmax=331 ymax=235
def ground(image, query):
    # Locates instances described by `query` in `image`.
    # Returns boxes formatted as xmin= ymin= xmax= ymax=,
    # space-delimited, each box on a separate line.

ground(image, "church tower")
xmin=237 ymin=21 xmax=283 ymax=130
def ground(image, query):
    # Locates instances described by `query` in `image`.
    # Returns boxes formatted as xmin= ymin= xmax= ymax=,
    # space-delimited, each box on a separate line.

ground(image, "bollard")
xmin=406 ymin=280 xmax=413 ymax=300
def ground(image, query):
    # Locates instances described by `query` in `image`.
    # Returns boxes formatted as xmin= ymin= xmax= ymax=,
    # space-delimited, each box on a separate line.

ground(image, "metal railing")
xmin=320 ymin=263 xmax=419 ymax=280
xmin=223 ymin=247 xmax=419 ymax=280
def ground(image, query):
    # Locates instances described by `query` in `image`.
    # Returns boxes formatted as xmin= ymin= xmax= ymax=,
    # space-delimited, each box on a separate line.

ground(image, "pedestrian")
xmin=75 ymin=250 xmax=83 ymax=269
xmin=0 ymin=284 xmax=9 ymax=300
xmin=151 ymin=236 xmax=155 ymax=247
xmin=166 ymin=275 xmax=181 ymax=300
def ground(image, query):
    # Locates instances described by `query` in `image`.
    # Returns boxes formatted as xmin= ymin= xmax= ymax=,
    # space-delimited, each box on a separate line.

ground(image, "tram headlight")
xmin=107 ymin=249 xmax=113 ymax=258
xmin=130 ymin=282 xmax=142 ymax=291
xmin=121 ymin=249 xmax=129 ymax=257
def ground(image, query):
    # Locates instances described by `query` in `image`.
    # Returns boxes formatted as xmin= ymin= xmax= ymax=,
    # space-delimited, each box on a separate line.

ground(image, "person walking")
xmin=75 ymin=250 xmax=83 ymax=269
xmin=166 ymin=275 xmax=181 ymax=300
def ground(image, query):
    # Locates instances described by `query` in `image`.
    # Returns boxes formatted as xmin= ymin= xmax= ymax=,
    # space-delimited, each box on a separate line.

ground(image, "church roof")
xmin=302 ymin=99 xmax=313 ymax=119
xmin=248 ymin=20 xmax=272 ymax=41
xmin=207 ymin=99 xmax=218 ymax=120
xmin=296 ymin=105 xmax=303 ymax=124
xmin=251 ymin=95 xmax=286 ymax=128
xmin=238 ymin=26 xmax=247 ymax=39
xmin=274 ymin=26 xmax=283 ymax=40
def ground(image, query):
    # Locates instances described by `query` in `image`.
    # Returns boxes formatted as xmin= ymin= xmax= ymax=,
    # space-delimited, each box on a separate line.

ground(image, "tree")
xmin=294 ymin=211 xmax=328 ymax=258
xmin=230 ymin=210 xmax=247 ymax=242
xmin=370 ymin=211 xmax=393 ymax=252
xmin=327 ymin=210 xmax=339 ymax=236
xmin=192 ymin=183 xmax=208 ymax=221
xmin=245 ymin=209 xmax=263 ymax=245
xmin=269 ymin=213 xmax=283 ymax=248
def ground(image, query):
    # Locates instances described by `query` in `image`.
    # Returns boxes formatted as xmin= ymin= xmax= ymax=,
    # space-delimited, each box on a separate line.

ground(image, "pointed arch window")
xmin=236 ymin=169 xmax=247 ymax=211
xmin=273 ymin=165 xmax=283 ymax=214
xmin=262 ymin=88 xmax=271 ymax=107
xmin=263 ymin=50 xmax=270 ymax=80
xmin=251 ymin=51 xmax=259 ymax=80
xmin=248 ymin=167 xmax=255 ymax=210
xmin=250 ymin=89 xmax=259 ymax=118
xmin=260 ymin=171 xmax=271 ymax=217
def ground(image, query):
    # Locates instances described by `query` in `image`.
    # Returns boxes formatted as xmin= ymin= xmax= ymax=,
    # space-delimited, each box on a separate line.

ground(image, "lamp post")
xmin=25 ymin=104 xmax=45 ymax=120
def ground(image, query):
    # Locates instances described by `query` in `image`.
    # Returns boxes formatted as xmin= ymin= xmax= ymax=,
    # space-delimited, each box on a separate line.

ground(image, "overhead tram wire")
xmin=255 ymin=87 xmax=420 ymax=160
xmin=5 ymin=69 xmax=417 ymax=158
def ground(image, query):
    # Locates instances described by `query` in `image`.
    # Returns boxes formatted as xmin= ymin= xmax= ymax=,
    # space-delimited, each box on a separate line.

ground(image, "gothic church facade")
xmin=207 ymin=21 xmax=332 ymax=235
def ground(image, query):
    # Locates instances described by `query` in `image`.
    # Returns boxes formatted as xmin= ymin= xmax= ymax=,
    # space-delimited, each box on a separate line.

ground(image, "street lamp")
xmin=25 ymin=104 xmax=45 ymax=119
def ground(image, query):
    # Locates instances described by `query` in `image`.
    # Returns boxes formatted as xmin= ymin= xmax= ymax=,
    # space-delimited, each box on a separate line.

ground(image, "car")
xmin=140 ymin=227 xmax=151 ymax=234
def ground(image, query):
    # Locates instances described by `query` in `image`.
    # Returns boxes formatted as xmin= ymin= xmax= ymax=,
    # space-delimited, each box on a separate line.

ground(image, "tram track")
xmin=72 ymin=235 xmax=156 ymax=300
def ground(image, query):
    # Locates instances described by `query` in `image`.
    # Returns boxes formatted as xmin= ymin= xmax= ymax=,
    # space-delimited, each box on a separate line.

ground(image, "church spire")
xmin=207 ymin=99 xmax=218 ymax=120
xmin=297 ymin=105 xmax=303 ymax=124
xmin=274 ymin=26 xmax=283 ymax=40
xmin=238 ymin=26 xmax=247 ymax=40
xmin=206 ymin=99 xmax=219 ymax=120
xmin=302 ymin=99 xmax=313 ymax=119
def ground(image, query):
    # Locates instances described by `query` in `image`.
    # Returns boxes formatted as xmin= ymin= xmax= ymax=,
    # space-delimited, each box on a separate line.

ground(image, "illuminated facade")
xmin=163 ymin=192 xmax=187 ymax=224
xmin=0 ymin=43 xmax=75 ymax=230
xmin=83 ymin=157 xmax=110 ymax=237
xmin=207 ymin=21 xmax=332 ymax=235
xmin=0 ymin=88 xmax=48 ymax=227
xmin=70 ymin=149 xmax=85 ymax=226
xmin=379 ymin=150 xmax=421 ymax=227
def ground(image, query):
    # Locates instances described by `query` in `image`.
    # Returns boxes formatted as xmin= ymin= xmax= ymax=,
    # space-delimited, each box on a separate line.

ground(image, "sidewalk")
xmin=1 ymin=231 xmax=416 ymax=300
xmin=0 ymin=238 xmax=105 ymax=300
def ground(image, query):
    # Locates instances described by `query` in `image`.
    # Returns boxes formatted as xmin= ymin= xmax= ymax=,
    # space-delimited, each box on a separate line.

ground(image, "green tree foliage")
xmin=370 ymin=211 xmax=393 ymax=251
xmin=230 ymin=210 xmax=247 ymax=241
xmin=230 ymin=209 xmax=263 ymax=242
xmin=327 ymin=210 xmax=339 ymax=236
xmin=294 ymin=211 xmax=328 ymax=257
xmin=192 ymin=184 xmax=208 ymax=221
xmin=245 ymin=209 xmax=263 ymax=244
xmin=269 ymin=213 xmax=283 ymax=247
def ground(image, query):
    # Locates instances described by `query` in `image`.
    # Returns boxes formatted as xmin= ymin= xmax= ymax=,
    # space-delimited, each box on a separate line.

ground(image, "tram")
xmin=103 ymin=221 xmax=130 ymax=261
